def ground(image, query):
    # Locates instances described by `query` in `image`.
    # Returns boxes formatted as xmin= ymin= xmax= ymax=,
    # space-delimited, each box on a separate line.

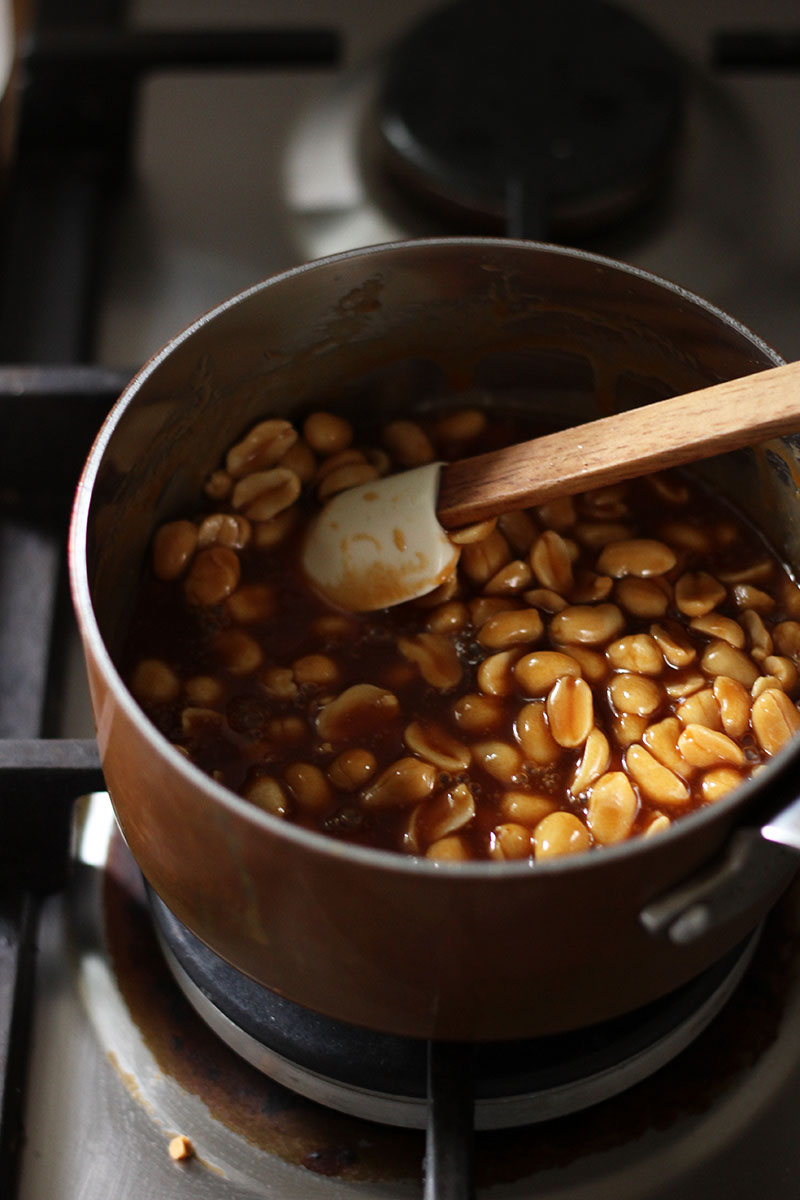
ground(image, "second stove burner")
xmin=378 ymin=0 xmax=684 ymax=239
xmin=149 ymin=886 xmax=757 ymax=1131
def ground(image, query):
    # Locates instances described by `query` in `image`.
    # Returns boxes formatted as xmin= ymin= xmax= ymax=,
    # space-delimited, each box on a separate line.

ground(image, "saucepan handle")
xmin=640 ymin=817 xmax=800 ymax=946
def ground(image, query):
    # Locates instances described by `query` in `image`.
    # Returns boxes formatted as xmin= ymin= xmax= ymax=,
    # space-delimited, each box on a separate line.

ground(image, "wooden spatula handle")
xmin=437 ymin=360 xmax=800 ymax=530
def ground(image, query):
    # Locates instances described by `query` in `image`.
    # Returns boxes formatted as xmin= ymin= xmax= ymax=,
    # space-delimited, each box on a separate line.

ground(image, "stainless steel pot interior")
xmin=70 ymin=238 xmax=800 ymax=1039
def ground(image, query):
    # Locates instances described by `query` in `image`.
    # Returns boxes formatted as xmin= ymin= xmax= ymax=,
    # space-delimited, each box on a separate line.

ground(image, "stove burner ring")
xmin=149 ymin=889 xmax=758 ymax=1131
xmin=377 ymin=0 xmax=684 ymax=239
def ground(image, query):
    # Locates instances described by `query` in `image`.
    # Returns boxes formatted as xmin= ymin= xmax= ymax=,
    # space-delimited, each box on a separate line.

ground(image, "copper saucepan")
xmin=69 ymin=238 xmax=800 ymax=1042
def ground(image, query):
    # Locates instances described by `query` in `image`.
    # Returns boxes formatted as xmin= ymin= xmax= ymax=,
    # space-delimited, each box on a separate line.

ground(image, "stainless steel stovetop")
xmin=17 ymin=0 xmax=800 ymax=1196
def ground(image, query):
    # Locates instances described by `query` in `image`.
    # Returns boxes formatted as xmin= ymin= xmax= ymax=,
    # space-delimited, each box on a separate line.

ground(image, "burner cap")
xmin=378 ymin=0 xmax=684 ymax=238
xmin=149 ymin=887 xmax=757 ymax=1131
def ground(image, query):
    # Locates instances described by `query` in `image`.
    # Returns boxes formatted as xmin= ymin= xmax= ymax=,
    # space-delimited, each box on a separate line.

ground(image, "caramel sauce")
xmin=121 ymin=406 xmax=800 ymax=860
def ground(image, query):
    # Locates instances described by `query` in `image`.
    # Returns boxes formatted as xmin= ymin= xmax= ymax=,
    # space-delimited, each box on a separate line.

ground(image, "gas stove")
xmin=3 ymin=1 xmax=800 ymax=1197
xmin=27 ymin=793 xmax=800 ymax=1200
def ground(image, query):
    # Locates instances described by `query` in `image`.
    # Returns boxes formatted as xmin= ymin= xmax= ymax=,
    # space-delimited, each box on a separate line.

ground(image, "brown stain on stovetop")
xmin=103 ymin=831 xmax=422 ymax=1184
xmin=103 ymin=831 xmax=800 ymax=1188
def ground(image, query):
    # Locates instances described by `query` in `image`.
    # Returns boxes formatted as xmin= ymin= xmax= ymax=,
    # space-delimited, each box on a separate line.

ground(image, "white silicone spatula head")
xmin=301 ymin=462 xmax=460 ymax=610
xmin=302 ymin=360 xmax=800 ymax=612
